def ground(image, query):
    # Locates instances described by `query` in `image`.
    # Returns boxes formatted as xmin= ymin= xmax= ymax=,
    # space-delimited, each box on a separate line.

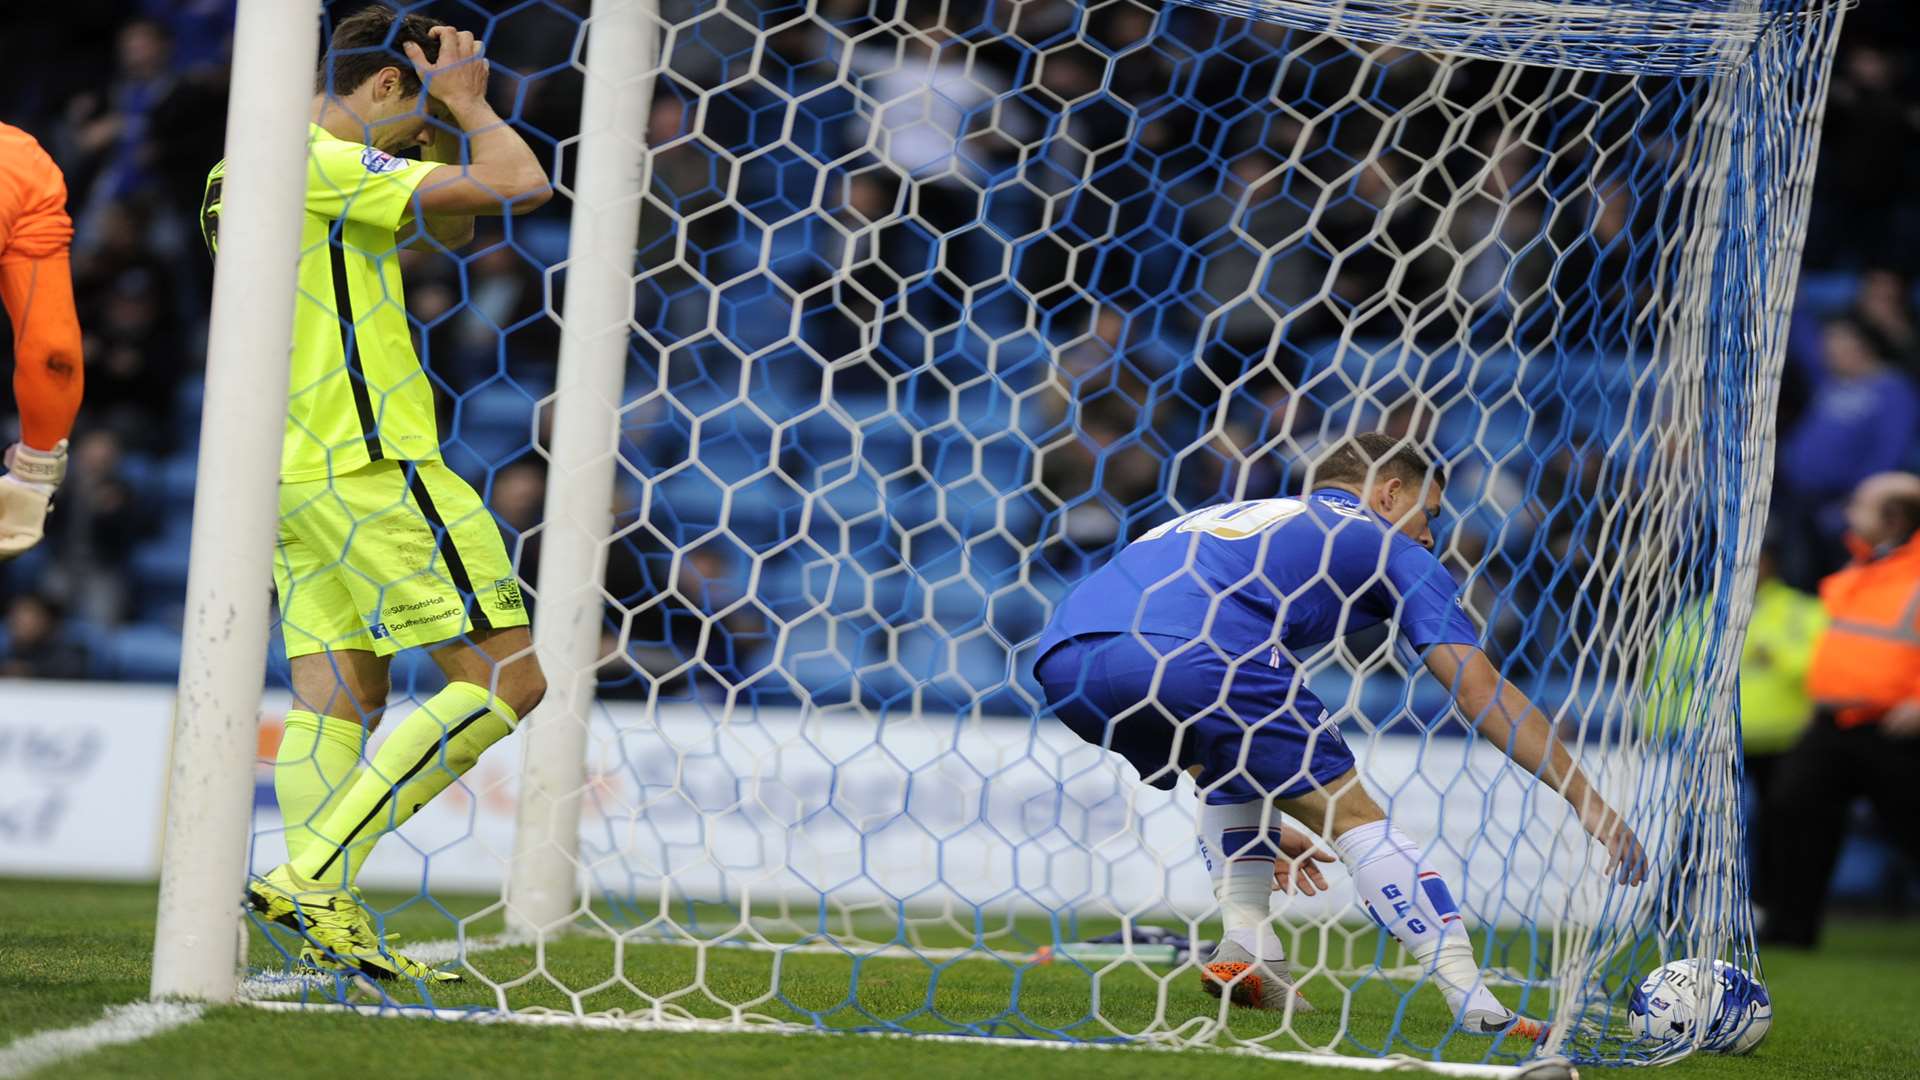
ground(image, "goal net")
xmin=234 ymin=0 xmax=1849 ymax=1072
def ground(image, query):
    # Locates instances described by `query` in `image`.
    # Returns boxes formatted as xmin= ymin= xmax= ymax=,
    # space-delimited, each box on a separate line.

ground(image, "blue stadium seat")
xmin=812 ymin=470 xmax=885 ymax=526
xmin=869 ymin=572 xmax=924 ymax=625
xmin=930 ymin=578 xmax=990 ymax=626
xmin=511 ymin=218 xmax=571 ymax=268
xmin=456 ymin=383 xmax=541 ymax=435
xmin=978 ymin=330 xmax=1059 ymax=406
xmin=65 ymin=617 xmax=113 ymax=665
xmin=650 ymin=469 xmax=729 ymax=533
xmin=755 ymin=557 xmax=814 ymax=615
xmin=853 ymin=418 xmax=917 ymax=475
xmin=130 ymin=520 xmax=195 ymax=609
xmin=1796 ymin=270 xmax=1860 ymax=316
xmin=1318 ymin=338 xmax=1407 ymax=388
xmin=104 ymin=623 xmax=183 ymax=682
xmin=1459 ymin=348 xmax=1526 ymax=395
xmin=954 ymin=633 xmax=1013 ymax=694
xmin=778 ymin=613 xmax=858 ymax=702
xmin=690 ymin=439 xmax=762 ymax=486
xmin=175 ymin=374 xmax=207 ymax=422
xmin=782 ymin=409 xmax=855 ymax=471
xmin=444 ymin=429 xmax=534 ymax=478
xmin=117 ymin=451 xmax=158 ymax=494
xmin=447 ymin=382 xmax=541 ymax=472
xmin=1433 ymin=396 xmax=1534 ymax=460
xmin=159 ymin=454 xmax=199 ymax=505
xmin=1563 ymin=366 xmax=1653 ymax=447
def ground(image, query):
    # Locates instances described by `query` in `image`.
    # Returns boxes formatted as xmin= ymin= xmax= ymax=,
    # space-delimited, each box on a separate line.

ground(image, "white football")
xmin=1628 ymin=959 xmax=1772 ymax=1054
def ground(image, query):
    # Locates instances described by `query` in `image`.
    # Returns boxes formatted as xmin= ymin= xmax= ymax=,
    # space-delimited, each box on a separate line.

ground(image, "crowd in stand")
xmin=0 ymin=2 xmax=1917 ymax=913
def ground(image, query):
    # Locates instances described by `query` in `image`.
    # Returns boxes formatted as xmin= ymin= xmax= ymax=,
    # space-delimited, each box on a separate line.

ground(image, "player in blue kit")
xmin=1034 ymin=434 xmax=1646 ymax=1040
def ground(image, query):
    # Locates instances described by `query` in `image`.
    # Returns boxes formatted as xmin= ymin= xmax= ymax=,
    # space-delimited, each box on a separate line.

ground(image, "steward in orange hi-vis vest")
xmin=1760 ymin=472 xmax=1920 ymax=948
xmin=1806 ymin=527 xmax=1920 ymax=728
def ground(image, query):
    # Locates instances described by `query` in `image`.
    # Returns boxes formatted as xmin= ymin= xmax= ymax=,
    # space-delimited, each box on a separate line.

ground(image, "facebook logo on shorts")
xmin=370 ymin=623 xmax=389 ymax=640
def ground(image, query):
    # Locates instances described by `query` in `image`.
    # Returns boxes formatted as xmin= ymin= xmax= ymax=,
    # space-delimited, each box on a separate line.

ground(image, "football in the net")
xmin=1628 ymin=959 xmax=1772 ymax=1054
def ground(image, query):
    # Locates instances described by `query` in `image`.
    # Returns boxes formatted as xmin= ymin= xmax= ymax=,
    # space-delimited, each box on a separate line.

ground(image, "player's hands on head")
xmin=1580 ymin=801 xmax=1647 ymax=887
xmin=1271 ymin=824 xmax=1337 ymax=896
xmin=405 ymin=26 xmax=489 ymax=110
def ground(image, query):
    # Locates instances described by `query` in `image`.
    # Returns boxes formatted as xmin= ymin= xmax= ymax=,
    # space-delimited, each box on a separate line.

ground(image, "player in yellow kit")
xmin=200 ymin=5 xmax=551 ymax=982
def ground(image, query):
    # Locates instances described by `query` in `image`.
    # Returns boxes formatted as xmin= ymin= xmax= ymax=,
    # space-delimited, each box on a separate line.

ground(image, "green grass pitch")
xmin=2 ymin=878 xmax=1914 ymax=1079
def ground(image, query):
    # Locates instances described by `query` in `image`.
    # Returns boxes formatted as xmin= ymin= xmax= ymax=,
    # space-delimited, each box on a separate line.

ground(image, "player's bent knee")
xmin=1324 ymin=784 xmax=1387 ymax=835
xmin=360 ymin=682 xmax=393 ymax=726
xmin=290 ymin=652 xmax=390 ymax=727
xmin=1276 ymin=768 xmax=1386 ymax=836
xmin=1329 ymin=798 xmax=1387 ymax=836
xmin=504 ymin=661 xmax=547 ymax=718
xmin=491 ymin=640 xmax=546 ymax=717
xmin=341 ymin=675 xmax=391 ymax=725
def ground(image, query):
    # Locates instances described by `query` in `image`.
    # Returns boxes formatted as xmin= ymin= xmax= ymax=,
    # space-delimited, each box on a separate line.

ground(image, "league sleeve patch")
xmin=1316 ymin=495 xmax=1369 ymax=520
xmin=360 ymin=146 xmax=411 ymax=174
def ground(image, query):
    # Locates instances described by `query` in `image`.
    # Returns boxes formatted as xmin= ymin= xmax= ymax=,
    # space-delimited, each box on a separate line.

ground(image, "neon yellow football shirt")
xmin=202 ymin=124 xmax=444 ymax=481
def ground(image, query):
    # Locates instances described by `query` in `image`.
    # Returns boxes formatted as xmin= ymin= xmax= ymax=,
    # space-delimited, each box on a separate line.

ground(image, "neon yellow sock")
xmin=289 ymin=682 xmax=518 ymax=887
xmin=274 ymin=711 xmax=365 ymax=865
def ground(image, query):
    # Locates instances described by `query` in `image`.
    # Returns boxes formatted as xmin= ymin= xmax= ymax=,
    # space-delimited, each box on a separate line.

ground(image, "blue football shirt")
xmin=1036 ymin=487 xmax=1480 ymax=666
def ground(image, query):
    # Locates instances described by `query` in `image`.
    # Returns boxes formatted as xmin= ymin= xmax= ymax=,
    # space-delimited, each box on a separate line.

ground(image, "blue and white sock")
xmin=1333 ymin=820 xmax=1504 ymax=1020
xmin=1199 ymin=799 xmax=1287 ymax=962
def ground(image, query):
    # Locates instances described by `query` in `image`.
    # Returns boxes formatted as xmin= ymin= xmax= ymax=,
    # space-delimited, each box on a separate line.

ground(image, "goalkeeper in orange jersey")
xmin=0 ymin=122 xmax=84 ymax=559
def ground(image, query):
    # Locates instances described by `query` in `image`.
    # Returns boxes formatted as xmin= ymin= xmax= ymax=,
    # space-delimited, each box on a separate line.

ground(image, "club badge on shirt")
xmin=361 ymin=146 xmax=410 ymax=174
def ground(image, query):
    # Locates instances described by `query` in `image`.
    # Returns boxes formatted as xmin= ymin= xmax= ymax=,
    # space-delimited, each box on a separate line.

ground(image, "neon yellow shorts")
xmin=275 ymin=459 xmax=529 ymax=659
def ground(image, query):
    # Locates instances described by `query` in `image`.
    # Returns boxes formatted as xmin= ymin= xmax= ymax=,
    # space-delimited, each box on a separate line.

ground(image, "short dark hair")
xmin=1883 ymin=492 xmax=1920 ymax=544
xmin=1313 ymin=433 xmax=1444 ymax=491
xmin=317 ymin=4 xmax=443 ymax=98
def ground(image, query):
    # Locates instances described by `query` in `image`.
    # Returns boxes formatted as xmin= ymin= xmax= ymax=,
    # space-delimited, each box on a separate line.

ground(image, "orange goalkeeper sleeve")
xmin=0 ymin=122 xmax=82 ymax=451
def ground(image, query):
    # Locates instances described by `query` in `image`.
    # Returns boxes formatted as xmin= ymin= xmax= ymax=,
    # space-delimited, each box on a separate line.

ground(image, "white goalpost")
xmin=154 ymin=0 xmax=1851 ymax=1074
xmin=149 ymin=0 xmax=322 ymax=1004
xmin=505 ymin=0 xmax=660 ymax=940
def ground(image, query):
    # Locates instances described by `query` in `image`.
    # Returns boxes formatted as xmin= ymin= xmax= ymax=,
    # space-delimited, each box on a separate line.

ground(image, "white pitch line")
xmin=577 ymin=934 xmax=1543 ymax=990
xmin=0 ymin=929 xmax=514 ymax=1077
xmin=0 ymin=1002 xmax=205 ymax=1080
xmin=238 ymin=927 xmax=1543 ymax=998
xmin=232 ymin=931 xmax=1565 ymax=1077
xmin=237 ymin=999 xmax=1557 ymax=1078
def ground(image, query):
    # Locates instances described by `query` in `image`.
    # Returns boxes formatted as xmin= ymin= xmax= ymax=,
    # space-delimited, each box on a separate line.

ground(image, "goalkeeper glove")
xmin=0 ymin=439 xmax=67 ymax=560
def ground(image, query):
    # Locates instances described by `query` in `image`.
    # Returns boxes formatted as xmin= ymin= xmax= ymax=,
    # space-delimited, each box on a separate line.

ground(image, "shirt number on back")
xmin=1138 ymin=499 xmax=1306 ymax=543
